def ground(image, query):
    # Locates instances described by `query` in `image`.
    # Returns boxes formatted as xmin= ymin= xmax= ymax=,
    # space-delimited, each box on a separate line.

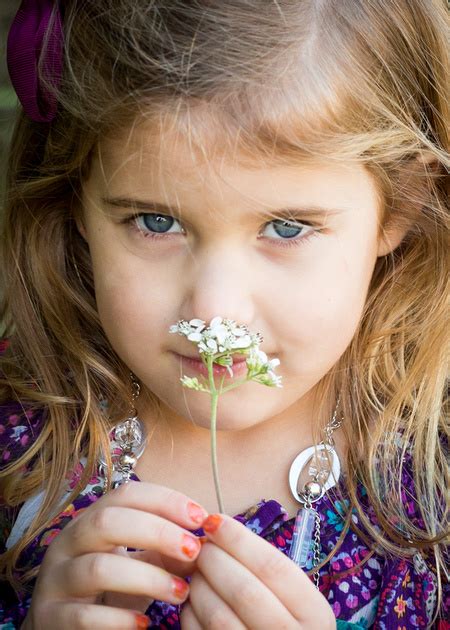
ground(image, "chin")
xmin=178 ymin=403 xmax=264 ymax=432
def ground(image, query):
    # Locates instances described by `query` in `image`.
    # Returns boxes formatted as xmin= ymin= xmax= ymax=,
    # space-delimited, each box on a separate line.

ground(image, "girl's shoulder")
xmin=0 ymin=339 xmax=47 ymax=473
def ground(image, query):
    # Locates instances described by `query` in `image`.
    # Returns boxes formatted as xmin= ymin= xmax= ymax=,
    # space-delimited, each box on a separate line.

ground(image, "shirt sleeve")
xmin=0 ymin=393 xmax=45 ymax=627
xmin=1 ymin=485 xmax=34 ymax=628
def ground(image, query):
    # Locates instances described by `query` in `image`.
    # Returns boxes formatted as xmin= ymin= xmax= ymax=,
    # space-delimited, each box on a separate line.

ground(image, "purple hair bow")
xmin=7 ymin=0 xmax=63 ymax=123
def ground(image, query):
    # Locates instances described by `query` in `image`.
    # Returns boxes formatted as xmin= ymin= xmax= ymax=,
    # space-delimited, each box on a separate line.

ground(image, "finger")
xmin=180 ymin=602 xmax=203 ymax=630
xmin=42 ymin=601 xmax=151 ymax=630
xmin=197 ymin=542 xmax=295 ymax=629
xmin=130 ymin=536 xmax=208 ymax=578
xmin=56 ymin=480 xmax=208 ymax=549
xmin=100 ymin=539 xmax=205 ymax=612
xmin=58 ymin=504 xmax=204 ymax=565
xmin=202 ymin=513 xmax=324 ymax=622
xmin=48 ymin=552 xmax=190 ymax=606
xmin=101 ymin=545 xmax=159 ymax=612
xmin=188 ymin=569 xmax=246 ymax=629
xmin=109 ymin=481 xmax=209 ymax=530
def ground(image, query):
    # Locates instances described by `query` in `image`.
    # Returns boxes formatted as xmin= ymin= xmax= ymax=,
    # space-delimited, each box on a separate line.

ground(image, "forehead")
xmin=92 ymin=101 xmax=337 ymax=182
xmin=88 ymin=115 xmax=380 ymax=214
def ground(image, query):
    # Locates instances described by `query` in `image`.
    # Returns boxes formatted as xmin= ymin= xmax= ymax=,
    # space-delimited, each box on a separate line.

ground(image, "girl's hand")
xmin=21 ymin=481 xmax=209 ymax=629
xmin=180 ymin=513 xmax=336 ymax=630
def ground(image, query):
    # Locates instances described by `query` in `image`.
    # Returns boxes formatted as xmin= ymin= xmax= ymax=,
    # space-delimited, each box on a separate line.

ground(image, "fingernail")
xmin=172 ymin=576 xmax=190 ymax=599
xmin=187 ymin=501 xmax=208 ymax=525
xmin=181 ymin=533 xmax=201 ymax=559
xmin=203 ymin=514 xmax=223 ymax=534
xmin=198 ymin=535 xmax=208 ymax=545
xmin=134 ymin=613 xmax=151 ymax=629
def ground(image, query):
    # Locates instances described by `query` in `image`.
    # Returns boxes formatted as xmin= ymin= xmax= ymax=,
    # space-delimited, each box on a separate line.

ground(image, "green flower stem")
xmin=206 ymin=356 xmax=253 ymax=511
xmin=207 ymin=356 xmax=225 ymax=513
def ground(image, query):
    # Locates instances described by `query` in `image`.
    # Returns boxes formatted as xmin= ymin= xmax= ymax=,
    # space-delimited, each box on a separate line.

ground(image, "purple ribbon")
xmin=7 ymin=0 xmax=63 ymax=123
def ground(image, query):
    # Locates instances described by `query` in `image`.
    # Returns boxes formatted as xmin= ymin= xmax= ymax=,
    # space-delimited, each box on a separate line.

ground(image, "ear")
xmin=377 ymin=150 xmax=439 ymax=258
xmin=75 ymin=215 xmax=87 ymax=241
xmin=376 ymin=220 xmax=412 ymax=257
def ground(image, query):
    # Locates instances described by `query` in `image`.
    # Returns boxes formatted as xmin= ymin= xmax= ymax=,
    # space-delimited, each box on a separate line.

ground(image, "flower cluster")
xmin=169 ymin=316 xmax=282 ymax=386
xmin=245 ymin=346 xmax=282 ymax=387
xmin=170 ymin=316 xmax=257 ymax=355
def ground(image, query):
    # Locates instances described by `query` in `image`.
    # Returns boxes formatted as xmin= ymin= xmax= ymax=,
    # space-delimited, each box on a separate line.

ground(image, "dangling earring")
xmin=288 ymin=397 xmax=343 ymax=589
xmin=98 ymin=372 xmax=148 ymax=489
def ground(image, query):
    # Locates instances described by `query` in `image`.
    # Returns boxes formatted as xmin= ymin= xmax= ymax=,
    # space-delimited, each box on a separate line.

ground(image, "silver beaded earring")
xmin=98 ymin=372 xmax=148 ymax=489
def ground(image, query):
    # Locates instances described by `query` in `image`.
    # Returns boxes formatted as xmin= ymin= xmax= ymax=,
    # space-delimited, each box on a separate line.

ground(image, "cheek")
xmin=277 ymin=236 xmax=377 ymax=369
xmin=88 ymin=243 xmax=174 ymax=362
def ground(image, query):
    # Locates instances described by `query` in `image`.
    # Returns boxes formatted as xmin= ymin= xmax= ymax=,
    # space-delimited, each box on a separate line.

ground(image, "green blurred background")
xmin=1 ymin=1 xmax=20 ymax=203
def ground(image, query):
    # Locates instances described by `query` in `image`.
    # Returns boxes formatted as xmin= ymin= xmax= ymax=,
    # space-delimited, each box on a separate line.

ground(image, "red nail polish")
xmin=203 ymin=514 xmax=223 ymax=534
xmin=181 ymin=533 xmax=201 ymax=558
xmin=172 ymin=576 xmax=190 ymax=599
xmin=134 ymin=613 xmax=151 ymax=629
xmin=187 ymin=501 xmax=208 ymax=525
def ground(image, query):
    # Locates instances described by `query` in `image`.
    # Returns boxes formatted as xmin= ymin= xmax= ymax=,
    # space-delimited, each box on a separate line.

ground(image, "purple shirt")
xmin=0 ymin=401 xmax=448 ymax=629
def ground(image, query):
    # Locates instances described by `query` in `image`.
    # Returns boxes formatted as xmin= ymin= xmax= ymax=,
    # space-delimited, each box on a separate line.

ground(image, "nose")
xmin=179 ymin=242 xmax=256 ymax=329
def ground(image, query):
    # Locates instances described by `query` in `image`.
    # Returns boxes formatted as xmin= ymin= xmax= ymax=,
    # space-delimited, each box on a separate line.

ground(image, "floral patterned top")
xmin=0 ymin=398 xmax=448 ymax=629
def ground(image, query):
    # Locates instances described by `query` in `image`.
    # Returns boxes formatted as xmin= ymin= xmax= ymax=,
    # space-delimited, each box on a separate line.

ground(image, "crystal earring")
xmin=98 ymin=372 xmax=148 ymax=489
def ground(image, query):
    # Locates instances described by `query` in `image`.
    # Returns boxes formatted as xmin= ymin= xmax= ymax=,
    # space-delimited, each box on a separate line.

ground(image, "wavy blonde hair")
xmin=0 ymin=0 xmax=448 ymax=623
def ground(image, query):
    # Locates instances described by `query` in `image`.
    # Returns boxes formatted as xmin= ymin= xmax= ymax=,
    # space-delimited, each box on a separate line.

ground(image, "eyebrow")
xmin=100 ymin=196 xmax=346 ymax=219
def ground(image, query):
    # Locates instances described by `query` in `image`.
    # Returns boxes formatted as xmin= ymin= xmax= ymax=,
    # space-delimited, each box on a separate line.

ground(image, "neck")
xmin=133 ymin=387 xmax=347 ymax=517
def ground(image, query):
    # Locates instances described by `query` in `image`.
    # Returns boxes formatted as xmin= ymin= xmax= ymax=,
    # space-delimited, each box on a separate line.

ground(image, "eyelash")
xmin=119 ymin=213 xmax=320 ymax=249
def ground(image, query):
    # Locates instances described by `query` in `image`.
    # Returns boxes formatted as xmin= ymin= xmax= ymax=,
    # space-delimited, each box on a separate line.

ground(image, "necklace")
xmin=98 ymin=383 xmax=343 ymax=589
xmin=288 ymin=403 xmax=343 ymax=588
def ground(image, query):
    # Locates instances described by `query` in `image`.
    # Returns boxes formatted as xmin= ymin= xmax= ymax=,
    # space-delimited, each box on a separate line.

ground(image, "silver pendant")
xmin=288 ymin=444 xmax=341 ymax=503
xmin=288 ymin=443 xmax=341 ymax=585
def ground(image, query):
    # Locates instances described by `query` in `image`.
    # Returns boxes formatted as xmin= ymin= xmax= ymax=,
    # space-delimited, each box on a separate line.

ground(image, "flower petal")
xmin=187 ymin=332 xmax=203 ymax=342
xmin=189 ymin=318 xmax=206 ymax=328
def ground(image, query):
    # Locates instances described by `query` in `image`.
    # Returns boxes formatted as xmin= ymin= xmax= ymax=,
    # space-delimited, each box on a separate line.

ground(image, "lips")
xmin=179 ymin=354 xmax=247 ymax=362
xmin=173 ymin=353 xmax=248 ymax=378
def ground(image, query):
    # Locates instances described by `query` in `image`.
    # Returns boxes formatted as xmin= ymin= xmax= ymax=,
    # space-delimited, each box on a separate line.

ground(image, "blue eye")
xmin=121 ymin=212 xmax=317 ymax=249
xmin=261 ymin=219 xmax=312 ymax=241
xmin=136 ymin=214 xmax=183 ymax=235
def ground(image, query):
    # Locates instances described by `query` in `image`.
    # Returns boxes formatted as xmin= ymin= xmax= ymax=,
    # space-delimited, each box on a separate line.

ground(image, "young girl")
xmin=0 ymin=0 xmax=448 ymax=628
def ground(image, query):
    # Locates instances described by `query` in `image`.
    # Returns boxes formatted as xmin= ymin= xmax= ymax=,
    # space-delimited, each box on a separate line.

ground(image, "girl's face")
xmin=80 ymin=120 xmax=400 ymax=432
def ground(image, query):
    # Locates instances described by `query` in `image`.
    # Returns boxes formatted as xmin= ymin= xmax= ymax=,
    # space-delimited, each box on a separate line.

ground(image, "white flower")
xmin=169 ymin=316 xmax=282 ymax=387
xmin=189 ymin=318 xmax=206 ymax=330
xmin=252 ymin=371 xmax=283 ymax=388
xmin=170 ymin=316 xmax=257 ymax=357
xmin=187 ymin=332 xmax=203 ymax=342
xmin=180 ymin=376 xmax=209 ymax=392
xmin=246 ymin=347 xmax=267 ymax=371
